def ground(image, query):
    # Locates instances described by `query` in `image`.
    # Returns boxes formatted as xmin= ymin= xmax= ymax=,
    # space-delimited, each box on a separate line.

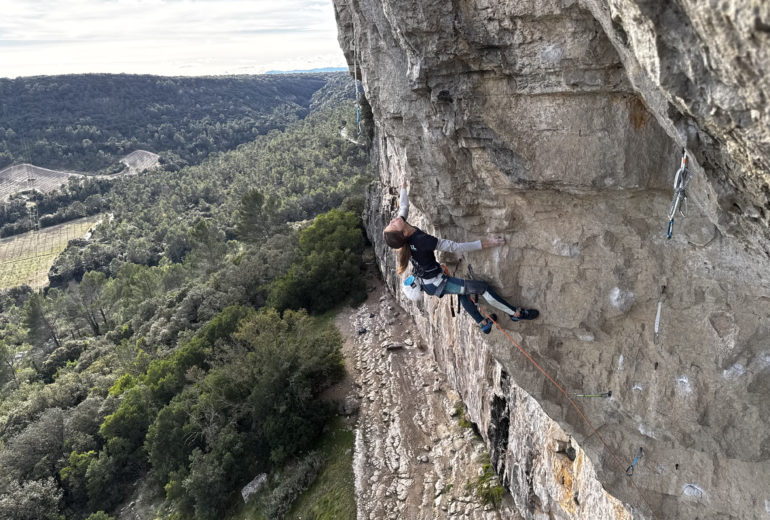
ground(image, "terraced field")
xmin=0 ymin=150 xmax=160 ymax=201
xmin=0 ymin=164 xmax=80 ymax=201
xmin=120 ymin=150 xmax=160 ymax=174
xmin=0 ymin=216 xmax=101 ymax=289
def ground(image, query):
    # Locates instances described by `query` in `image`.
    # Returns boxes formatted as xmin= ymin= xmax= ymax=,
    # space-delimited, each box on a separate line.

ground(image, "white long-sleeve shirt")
xmin=398 ymin=187 xmax=409 ymax=219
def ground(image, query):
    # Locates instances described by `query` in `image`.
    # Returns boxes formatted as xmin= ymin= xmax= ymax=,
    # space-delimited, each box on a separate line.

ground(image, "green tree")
xmin=84 ymin=450 xmax=122 ymax=511
xmin=235 ymin=309 xmax=344 ymax=463
xmin=234 ymin=189 xmax=279 ymax=242
xmin=64 ymin=271 xmax=113 ymax=336
xmin=60 ymin=450 xmax=98 ymax=512
xmin=298 ymin=208 xmax=365 ymax=256
xmin=99 ymin=385 xmax=155 ymax=464
xmin=145 ymin=390 xmax=201 ymax=484
xmin=0 ymin=408 xmax=65 ymax=483
xmin=85 ymin=512 xmax=115 ymax=520
xmin=0 ymin=341 xmax=20 ymax=390
xmin=267 ymin=209 xmax=365 ymax=313
xmin=23 ymin=292 xmax=62 ymax=350
xmin=187 ymin=219 xmax=227 ymax=273
xmin=0 ymin=478 xmax=63 ymax=520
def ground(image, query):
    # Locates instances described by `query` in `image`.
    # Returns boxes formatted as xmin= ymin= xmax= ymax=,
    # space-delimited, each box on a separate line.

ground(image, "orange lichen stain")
xmin=628 ymin=96 xmax=652 ymax=130
xmin=551 ymin=448 xmax=578 ymax=515
xmin=558 ymin=463 xmax=576 ymax=514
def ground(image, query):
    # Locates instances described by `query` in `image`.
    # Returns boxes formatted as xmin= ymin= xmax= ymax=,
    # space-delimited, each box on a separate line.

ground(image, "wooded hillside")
xmin=0 ymin=74 xmax=372 ymax=520
xmin=0 ymin=73 xmax=332 ymax=173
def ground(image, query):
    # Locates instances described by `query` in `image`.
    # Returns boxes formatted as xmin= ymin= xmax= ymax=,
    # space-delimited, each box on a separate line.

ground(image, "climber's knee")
xmin=463 ymin=279 xmax=488 ymax=295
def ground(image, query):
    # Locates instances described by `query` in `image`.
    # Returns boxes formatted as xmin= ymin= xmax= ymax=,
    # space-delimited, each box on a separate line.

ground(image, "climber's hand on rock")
xmin=482 ymin=235 xmax=505 ymax=248
xmin=401 ymin=178 xmax=407 ymax=189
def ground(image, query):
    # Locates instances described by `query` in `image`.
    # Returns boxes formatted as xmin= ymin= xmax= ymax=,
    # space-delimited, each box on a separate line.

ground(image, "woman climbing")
xmin=383 ymin=179 xmax=539 ymax=334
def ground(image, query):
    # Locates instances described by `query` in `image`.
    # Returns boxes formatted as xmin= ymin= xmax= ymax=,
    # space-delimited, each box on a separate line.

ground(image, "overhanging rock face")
xmin=334 ymin=0 xmax=770 ymax=518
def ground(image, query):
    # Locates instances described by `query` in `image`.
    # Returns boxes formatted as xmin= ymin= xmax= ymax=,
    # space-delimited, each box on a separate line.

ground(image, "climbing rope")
xmin=477 ymin=307 xmax=658 ymax=519
xmin=667 ymin=148 xmax=691 ymax=239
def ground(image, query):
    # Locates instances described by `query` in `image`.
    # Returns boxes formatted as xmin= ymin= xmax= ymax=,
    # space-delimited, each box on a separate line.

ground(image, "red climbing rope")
xmin=478 ymin=307 xmax=658 ymax=520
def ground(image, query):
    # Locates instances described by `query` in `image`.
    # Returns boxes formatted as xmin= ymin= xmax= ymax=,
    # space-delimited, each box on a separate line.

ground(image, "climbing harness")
xmin=626 ymin=447 xmax=644 ymax=476
xmin=667 ymin=148 xmax=692 ymax=239
xmin=409 ymin=256 xmax=443 ymax=279
xmin=478 ymin=309 xmax=659 ymax=519
xmin=574 ymin=390 xmax=612 ymax=398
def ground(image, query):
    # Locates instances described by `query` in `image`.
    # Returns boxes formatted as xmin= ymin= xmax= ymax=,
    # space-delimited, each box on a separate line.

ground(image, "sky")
xmin=0 ymin=0 xmax=348 ymax=78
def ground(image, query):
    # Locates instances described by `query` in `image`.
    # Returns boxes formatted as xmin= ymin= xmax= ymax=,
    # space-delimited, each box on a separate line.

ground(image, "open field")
xmin=0 ymin=216 xmax=101 ymax=289
xmin=0 ymin=150 xmax=160 ymax=201
xmin=0 ymin=164 xmax=80 ymax=201
xmin=120 ymin=150 xmax=160 ymax=174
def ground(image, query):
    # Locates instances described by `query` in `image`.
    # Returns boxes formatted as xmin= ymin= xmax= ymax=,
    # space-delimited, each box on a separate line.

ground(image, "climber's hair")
xmin=383 ymin=230 xmax=411 ymax=275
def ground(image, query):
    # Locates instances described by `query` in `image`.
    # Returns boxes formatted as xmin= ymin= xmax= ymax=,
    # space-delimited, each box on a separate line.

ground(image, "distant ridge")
xmin=265 ymin=67 xmax=348 ymax=74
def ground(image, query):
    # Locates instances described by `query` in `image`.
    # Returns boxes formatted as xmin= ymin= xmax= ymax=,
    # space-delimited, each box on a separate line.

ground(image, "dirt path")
xmin=334 ymin=269 xmax=520 ymax=520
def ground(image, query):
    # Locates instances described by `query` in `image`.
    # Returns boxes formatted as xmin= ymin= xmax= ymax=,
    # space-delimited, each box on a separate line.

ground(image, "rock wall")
xmin=334 ymin=0 xmax=770 ymax=518
xmin=347 ymin=275 xmax=633 ymax=519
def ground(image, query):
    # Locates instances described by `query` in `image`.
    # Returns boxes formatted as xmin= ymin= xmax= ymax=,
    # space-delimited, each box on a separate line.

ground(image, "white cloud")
xmin=0 ymin=0 xmax=347 ymax=76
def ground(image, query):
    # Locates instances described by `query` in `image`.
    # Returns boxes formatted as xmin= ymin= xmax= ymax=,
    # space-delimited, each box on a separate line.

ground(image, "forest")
xmin=0 ymin=73 xmax=331 ymax=173
xmin=0 ymin=73 xmax=372 ymax=519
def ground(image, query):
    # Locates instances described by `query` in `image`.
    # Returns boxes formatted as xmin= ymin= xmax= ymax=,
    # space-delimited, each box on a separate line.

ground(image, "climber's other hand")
xmin=482 ymin=235 xmax=505 ymax=248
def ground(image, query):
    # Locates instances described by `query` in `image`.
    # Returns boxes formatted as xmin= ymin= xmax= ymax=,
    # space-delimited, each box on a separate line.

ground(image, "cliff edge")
xmin=334 ymin=0 xmax=770 ymax=518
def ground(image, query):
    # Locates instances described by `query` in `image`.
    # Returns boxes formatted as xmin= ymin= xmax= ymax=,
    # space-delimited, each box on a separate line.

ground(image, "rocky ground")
xmin=334 ymin=266 xmax=520 ymax=520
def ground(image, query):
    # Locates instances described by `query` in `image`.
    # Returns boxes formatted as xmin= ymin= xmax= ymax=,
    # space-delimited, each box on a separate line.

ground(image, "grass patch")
xmin=465 ymin=453 xmax=504 ymax=508
xmin=286 ymin=420 xmax=355 ymax=519
xmin=0 ymin=216 xmax=100 ymax=289
xmin=454 ymin=402 xmax=473 ymax=429
xmin=232 ymin=417 xmax=355 ymax=520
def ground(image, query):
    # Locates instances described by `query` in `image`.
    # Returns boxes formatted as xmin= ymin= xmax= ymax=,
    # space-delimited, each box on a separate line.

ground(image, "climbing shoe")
xmin=510 ymin=308 xmax=539 ymax=322
xmin=480 ymin=314 xmax=498 ymax=334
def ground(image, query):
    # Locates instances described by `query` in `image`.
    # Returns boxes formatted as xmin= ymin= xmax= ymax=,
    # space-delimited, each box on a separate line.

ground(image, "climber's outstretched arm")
xmin=397 ymin=178 xmax=409 ymax=220
xmin=436 ymin=235 xmax=504 ymax=253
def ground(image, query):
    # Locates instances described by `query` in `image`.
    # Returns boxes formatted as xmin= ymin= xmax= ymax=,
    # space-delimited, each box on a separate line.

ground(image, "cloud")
xmin=0 ymin=0 xmax=347 ymax=76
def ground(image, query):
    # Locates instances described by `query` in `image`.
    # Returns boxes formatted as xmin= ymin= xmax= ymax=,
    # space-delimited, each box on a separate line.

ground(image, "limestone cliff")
xmin=333 ymin=1 xmax=770 ymax=519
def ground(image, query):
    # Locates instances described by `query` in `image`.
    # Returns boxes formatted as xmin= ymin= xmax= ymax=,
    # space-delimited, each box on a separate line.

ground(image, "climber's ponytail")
xmin=384 ymin=230 xmax=411 ymax=275
xmin=396 ymin=245 xmax=410 ymax=275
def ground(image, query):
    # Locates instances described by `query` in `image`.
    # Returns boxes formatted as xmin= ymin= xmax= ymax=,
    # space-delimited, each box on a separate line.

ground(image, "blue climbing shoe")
xmin=480 ymin=314 xmax=497 ymax=334
xmin=510 ymin=308 xmax=539 ymax=322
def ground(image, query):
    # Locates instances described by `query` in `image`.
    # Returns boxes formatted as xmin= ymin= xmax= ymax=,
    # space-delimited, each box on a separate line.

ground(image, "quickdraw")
xmin=574 ymin=390 xmax=612 ymax=398
xmin=667 ymin=148 xmax=692 ymax=239
xmin=626 ymin=447 xmax=644 ymax=476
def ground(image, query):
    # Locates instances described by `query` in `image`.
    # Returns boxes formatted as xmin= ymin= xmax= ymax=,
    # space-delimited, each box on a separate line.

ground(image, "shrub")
xmin=40 ymin=341 xmax=87 ymax=383
xmin=0 ymin=477 xmax=63 ymax=520
xmin=267 ymin=209 xmax=365 ymax=313
xmin=258 ymin=451 xmax=326 ymax=519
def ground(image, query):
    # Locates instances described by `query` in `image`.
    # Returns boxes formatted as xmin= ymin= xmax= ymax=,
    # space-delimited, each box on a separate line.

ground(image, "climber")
xmin=383 ymin=179 xmax=539 ymax=334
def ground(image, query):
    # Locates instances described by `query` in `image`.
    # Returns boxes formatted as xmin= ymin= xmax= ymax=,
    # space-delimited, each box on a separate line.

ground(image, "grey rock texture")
xmin=581 ymin=0 xmax=770 ymax=243
xmin=343 ymin=286 xmax=630 ymax=520
xmin=343 ymin=290 xmax=522 ymax=519
xmin=334 ymin=0 xmax=770 ymax=519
